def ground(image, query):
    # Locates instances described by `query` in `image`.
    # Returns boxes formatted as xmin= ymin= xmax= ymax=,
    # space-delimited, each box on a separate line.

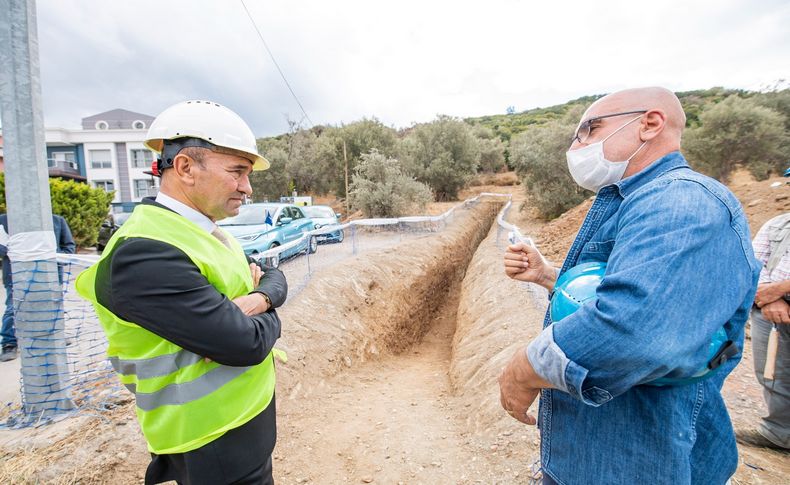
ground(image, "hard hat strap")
xmin=158 ymin=137 xmax=218 ymax=171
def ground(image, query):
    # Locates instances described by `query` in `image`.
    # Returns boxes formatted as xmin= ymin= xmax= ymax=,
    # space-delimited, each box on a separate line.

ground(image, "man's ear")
xmin=640 ymin=109 xmax=667 ymax=141
xmin=172 ymin=153 xmax=197 ymax=186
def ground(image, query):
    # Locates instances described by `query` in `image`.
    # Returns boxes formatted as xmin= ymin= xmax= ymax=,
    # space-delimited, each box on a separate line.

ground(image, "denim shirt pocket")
xmin=577 ymin=239 xmax=616 ymax=264
xmin=581 ymin=386 xmax=613 ymax=406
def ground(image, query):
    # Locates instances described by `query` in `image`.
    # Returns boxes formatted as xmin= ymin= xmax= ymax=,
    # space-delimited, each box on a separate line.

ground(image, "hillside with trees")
xmin=253 ymin=85 xmax=790 ymax=220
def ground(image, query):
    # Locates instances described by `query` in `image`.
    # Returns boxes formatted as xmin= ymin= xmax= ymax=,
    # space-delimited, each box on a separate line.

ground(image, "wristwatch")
xmin=261 ymin=293 xmax=272 ymax=309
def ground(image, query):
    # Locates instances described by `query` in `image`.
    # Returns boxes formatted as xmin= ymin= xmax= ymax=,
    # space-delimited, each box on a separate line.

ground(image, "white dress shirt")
xmin=155 ymin=192 xmax=216 ymax=234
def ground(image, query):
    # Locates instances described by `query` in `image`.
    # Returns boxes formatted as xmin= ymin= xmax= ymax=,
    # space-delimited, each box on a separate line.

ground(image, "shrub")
xmin=473 ymin=126 xmax=507 ymax=173
xmin=0 ymin=174 xmax=114 ymax=248
xmin=349 ymin=150 xmax=433 ymax=218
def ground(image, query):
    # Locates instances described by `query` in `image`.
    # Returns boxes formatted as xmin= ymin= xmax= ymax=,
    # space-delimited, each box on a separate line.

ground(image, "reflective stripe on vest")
xmin=109 ymin=349 xmax=204 ymax=380
xmin=124 ymin=365 xmax=251 ymax=411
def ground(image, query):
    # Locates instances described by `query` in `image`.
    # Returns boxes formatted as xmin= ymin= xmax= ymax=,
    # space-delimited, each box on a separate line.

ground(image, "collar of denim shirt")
xmin=614 ymin=150 xmax=690 ymax=198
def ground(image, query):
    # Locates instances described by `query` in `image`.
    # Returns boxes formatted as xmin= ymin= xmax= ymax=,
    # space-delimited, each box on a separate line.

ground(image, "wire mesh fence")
xmin=1 ymin=257 xmax=122 ymax=428
xmin=0 ymin=193 xmax=541 ymax=428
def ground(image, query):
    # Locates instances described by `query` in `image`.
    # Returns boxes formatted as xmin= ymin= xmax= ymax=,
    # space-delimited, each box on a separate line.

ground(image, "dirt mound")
xmin=728 ymin=168 xmax=790 ymax=234
xmin=450 ymin=223 xmax=547 ymax=438
xmin=533 ymin=197 xmax=593 ymax=264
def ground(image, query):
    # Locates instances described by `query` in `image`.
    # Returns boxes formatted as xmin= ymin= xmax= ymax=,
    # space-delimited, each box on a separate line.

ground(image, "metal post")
xmin=0 ymin=0 xmax=75 ymax=422
xmin=343 ymin=140 xmax=349 ymax=217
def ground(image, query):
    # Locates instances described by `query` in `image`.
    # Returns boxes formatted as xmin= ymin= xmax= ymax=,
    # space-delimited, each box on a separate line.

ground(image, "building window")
xmin=132 ymin=120 xmax=146 ymax=130
xmin=95 ymin=120 xmax=109 ymax=130
xmin=94 ymin=180 xmax=115 ymax=192
xmin=89 ymin=149 xmax=112 ymax=169
xmin=130 ymin=149 xmax=153 ymax=168
xmin=49 ymin=151 xmax=77 ymax=169
xmin=134 ymin=179 xmax=156 ymax=198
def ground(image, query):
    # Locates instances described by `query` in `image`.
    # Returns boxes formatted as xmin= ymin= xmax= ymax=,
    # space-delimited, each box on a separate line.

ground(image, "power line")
xmin=239 ymin=0 xmax=314 ymax=127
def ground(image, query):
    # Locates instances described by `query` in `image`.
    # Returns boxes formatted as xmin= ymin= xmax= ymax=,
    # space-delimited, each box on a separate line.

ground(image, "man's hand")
xmin=755 ymin=281 xmax=790 ymax=308
xmin=232 ymin=293 xmax=270 ymax=316
xmin=503 ymin=243 xmax=556 ymax=291
xmin=761 ymin=298 xmax=790 ymax=324
xmin=498 ymin=347 xmax=553 ymax=425
xmin=250 ymin=263 xmax=263 ymax=287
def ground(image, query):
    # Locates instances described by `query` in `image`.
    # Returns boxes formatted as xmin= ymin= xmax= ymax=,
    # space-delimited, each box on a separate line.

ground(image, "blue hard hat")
xmin=549 ymin=261 xmax=733 ymax=386
xmin=784 ymin=166 xmax=790 ymax=177
xmin=550 ymin=262 xmax=606 ymax=322
xmin=649 ymin=326 xmax=730 ymax=386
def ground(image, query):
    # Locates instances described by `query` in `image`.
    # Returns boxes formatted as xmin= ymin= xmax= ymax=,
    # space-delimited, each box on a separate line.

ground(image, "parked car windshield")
xmin=303 ymin=206 xmax=336 ymax=219
xmin=217 ymin=204 xmax=279 ymax=226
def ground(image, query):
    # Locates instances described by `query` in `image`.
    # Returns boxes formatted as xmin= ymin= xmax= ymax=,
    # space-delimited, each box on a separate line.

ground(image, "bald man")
xmin=500 ymin=87 xmax=759 ymax=484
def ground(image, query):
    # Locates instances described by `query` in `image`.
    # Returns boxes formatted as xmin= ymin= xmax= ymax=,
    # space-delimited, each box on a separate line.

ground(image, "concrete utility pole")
xmin=0 ymin=0 xmax=74 ymax=421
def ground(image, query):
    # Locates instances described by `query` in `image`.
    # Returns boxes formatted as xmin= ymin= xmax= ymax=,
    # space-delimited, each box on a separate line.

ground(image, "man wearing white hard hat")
xmin=77 ymin=100 xmax=286 ymax=484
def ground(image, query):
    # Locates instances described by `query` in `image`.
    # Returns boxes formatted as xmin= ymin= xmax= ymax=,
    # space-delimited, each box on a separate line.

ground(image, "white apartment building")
xmin=44 ymin=108 xmax=160 ymax=212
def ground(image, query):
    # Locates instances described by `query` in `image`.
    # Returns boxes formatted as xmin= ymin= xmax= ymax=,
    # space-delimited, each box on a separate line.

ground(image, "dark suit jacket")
xmin=92 ymin=199 xmax=287 ymax=484
xmin=0 ymin=214 xmax=76 ymax=286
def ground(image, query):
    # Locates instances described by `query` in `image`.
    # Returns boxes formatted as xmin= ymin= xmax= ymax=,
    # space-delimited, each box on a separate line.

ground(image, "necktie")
xmin=211 ymin=226 xmax=233 ymax=250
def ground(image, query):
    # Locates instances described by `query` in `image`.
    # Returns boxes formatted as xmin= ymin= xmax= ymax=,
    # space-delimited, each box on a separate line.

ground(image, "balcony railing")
xmin=47 ymin=159 xmax=79 ymax=172
xmin=47 ymin=159 xmax=85 ymax=181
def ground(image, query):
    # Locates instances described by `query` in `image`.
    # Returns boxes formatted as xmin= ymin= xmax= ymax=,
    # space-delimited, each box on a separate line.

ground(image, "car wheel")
xmin=307 ymin=235 xmax=318 ymax=254
xmin=336 ymin=230 xmax=344 ymax=243
xmin=268 ymin=244 xmax=280 ymax=268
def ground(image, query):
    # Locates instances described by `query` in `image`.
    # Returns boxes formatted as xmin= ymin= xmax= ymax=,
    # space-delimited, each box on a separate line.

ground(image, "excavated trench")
xmin=275 ymin=201 xmax=501 ymax=394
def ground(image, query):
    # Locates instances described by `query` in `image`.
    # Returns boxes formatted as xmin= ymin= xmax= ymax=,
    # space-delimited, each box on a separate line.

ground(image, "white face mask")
xmin=566 ymin=116 xmax=647 ymax=193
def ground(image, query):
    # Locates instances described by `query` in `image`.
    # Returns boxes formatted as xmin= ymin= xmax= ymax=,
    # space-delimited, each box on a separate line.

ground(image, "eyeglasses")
xmin=571 ymin=110 xmax=647 ymax=144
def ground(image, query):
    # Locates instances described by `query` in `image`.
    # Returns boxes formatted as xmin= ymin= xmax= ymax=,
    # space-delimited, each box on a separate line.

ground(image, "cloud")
xmin=27 ymin=0 xmax=790 ymax=137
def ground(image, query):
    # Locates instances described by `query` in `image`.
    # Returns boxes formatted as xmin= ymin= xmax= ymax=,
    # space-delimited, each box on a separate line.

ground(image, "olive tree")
xmin=349 ymin=150 xmax=433 ymax=218
xmin=683 ymin=95 xmax=789 ymax=181
xmin=401 ymin=115 xmax=480 ymax=201
xmin=509 ymin=119 xmax=591 ymax=219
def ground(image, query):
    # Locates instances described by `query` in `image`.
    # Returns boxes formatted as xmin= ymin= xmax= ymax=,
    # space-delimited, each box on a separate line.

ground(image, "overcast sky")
xmin=26 ymin=0 xmax=790 ymax=137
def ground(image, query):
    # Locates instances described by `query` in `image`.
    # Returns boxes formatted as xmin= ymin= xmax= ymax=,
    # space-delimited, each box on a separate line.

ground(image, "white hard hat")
xmin=144 ymin=100 xmax=269 ymax=170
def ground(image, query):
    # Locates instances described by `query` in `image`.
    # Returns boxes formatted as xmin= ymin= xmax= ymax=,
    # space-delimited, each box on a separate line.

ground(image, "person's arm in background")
xmin=55 ymin=216 xmax=76 ymax=254
xmin=755 ymin=280 xmax=790 ymax=308
xmin=0 ymin=215 xmax=8 ymax=259
xmin=752 ymin=216 xmax=790 ymax=323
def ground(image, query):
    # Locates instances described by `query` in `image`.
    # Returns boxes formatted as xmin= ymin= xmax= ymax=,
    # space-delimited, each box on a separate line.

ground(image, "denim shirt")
xmin=526 ymin=152 xmax=760 ymax=485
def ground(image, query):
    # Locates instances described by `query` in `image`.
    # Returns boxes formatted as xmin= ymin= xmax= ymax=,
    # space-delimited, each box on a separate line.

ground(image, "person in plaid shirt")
xmin=738 ymin=169 xmax=790 ymax=452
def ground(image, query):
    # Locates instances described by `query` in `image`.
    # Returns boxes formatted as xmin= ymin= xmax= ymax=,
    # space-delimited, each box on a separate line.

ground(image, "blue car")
xmin=302 ymin=205 xmax=344 ymax=243
xmin=217 ymin=203 xmax=317 ymax=267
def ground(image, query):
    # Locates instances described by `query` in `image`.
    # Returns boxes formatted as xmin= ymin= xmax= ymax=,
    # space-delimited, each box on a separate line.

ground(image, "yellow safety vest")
xmin=76 ymin=204 xmax=276 ymax=454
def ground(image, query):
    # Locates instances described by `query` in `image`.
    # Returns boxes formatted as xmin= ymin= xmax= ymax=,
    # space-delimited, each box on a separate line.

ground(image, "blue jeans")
xmin=1 ymin=283 xmax=16 ymax=348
